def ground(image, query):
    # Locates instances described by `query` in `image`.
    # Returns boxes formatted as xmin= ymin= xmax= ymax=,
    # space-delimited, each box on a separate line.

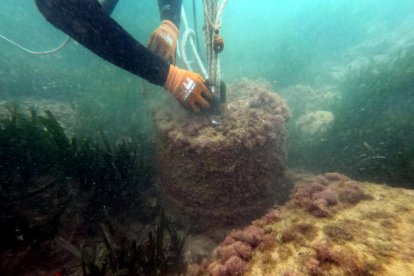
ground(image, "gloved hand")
xmin=148 ymin=20 xmax=179 ymax=64
xmin=165 ymin=65 xmax=212 ymax=112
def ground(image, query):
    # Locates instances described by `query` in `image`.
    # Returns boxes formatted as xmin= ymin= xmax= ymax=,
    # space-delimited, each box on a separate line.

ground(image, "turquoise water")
xmin=0 ymin=0 xmax=413 ymax=205
xmin=0 ymin=0 xmax=414 ymax=273
xmin=3 ymin=1 xmax=413 ymax=89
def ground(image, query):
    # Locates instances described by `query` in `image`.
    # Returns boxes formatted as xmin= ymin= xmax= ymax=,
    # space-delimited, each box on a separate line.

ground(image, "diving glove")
xmin=148 ymin=20 xmax=179 ymax=64
xmin=164 ymin=65 xmax=212 ymax=113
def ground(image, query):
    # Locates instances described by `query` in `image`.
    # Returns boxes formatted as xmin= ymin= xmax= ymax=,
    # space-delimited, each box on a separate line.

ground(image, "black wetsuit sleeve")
xmin=158 ymin=0 xmax=183 ymax=27
xmin=35 ymin=0 xmax=170 ymax=86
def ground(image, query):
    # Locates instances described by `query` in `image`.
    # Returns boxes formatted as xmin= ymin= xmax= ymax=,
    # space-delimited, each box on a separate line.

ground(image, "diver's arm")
xmin=35 ymin=0 xmax=169 ymax=86
xmin=158 ymin=0 xmax=183 ymax=27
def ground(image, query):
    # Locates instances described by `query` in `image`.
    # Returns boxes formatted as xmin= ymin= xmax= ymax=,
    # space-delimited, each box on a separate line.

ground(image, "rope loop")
xmin=0 ymin=33 xmax=70 ymax=55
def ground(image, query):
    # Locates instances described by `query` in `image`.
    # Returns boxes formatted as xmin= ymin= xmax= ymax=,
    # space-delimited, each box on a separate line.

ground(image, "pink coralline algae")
xmin=339 ymin=181 xmax=372 ymax=204
xmin=324 ymin=172 xmax=350 ymax=182
xmin=224 ymin=256 xmax=246 ymax=276
xmin=308 ymin=198 xmax=331 ymax=217
xmin=312 ymin=189 xmax=338 ymax=205
xmin=308 ymin=243 xmax=367 ymax=275
xmin=217 ymin=241 xmax=253 ymax=261
xmin=314 ymin=243 xmax=339 ymax=263
xmin=209 ymin=263 xmax=227 ymax=276
xmin=206 ymin=225 xmax=265 ymax=275
xmin=280 ymin=228 xmax=297 ymax=243
xmin=260 ymin=208 xmax=282 ymax=225
xmin=290 ymin=173 xmax=371 ymax=218
xmin=233 ymin=225 xmax=265 ymax=247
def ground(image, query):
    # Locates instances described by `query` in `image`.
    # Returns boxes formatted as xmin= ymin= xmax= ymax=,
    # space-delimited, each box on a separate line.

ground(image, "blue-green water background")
xmin=1 ymin=0 xmax=413 ymax=186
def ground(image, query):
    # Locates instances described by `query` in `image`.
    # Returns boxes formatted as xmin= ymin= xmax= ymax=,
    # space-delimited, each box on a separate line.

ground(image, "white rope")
xmin=0 ymin=33 xmax=70 ymax=55
xmin=179 ymin=7 xmax=208 ymax=78
xmin=181 ymin=29 xmax=196 ymax=67
xmin=202 ymin=3 xmax=218 ymax=31
xmin=202 ymin=0 xmax=214 ymax=81
xmin=215 ymin=0 xmax=228 ymax=25
xmin=202 ymin=0 xmax=228 ymax=96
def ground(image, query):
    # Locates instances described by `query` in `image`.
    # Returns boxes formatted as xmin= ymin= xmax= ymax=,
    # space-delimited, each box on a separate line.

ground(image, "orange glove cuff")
xmin=165 ymin=65 xmax=213 ymax=112
xmin=159 ymin=20 xmax=179 ymax=46
xmin=165 ymin=65 xmax=178 ymax=93
xmin=148 ymin=20 xmax=179 ymax=64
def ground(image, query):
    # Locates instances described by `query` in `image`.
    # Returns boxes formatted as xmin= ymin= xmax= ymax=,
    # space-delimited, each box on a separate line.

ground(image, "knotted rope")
xmin=202 ymin=0 xmax=228 ymax=95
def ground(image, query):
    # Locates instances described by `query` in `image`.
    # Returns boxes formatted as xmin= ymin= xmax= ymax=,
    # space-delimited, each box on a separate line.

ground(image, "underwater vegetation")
xmin=57 ymin=210 xmax=186 ymax=275
xmin=291 ymin=46 xmax=414 ymax=187
xmin=0 ymin=107 xmax=157 ymax=262
xmin=0 ymin=105 xmax=154 ymax=202
xmin=326 ymin=46 xmax=414 ymax=186
xmin=0 ymin=107 xmax=191 ymax=275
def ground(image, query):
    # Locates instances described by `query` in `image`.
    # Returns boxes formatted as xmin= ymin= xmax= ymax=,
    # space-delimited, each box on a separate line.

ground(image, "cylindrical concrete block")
xmin=154 ymin=78 xmax=290 ymax=233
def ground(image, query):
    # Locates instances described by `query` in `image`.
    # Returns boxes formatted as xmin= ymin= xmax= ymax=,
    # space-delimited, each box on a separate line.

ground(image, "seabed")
xmin=188 ymin=171 xmax=414 ymax=276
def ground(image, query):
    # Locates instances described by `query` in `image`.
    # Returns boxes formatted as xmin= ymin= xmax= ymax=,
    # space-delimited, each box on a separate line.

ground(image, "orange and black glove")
xmin=165 ymin=65 xmax=212 ymax=113
xmin=148 ymin=20 xmax=179 ymax=64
